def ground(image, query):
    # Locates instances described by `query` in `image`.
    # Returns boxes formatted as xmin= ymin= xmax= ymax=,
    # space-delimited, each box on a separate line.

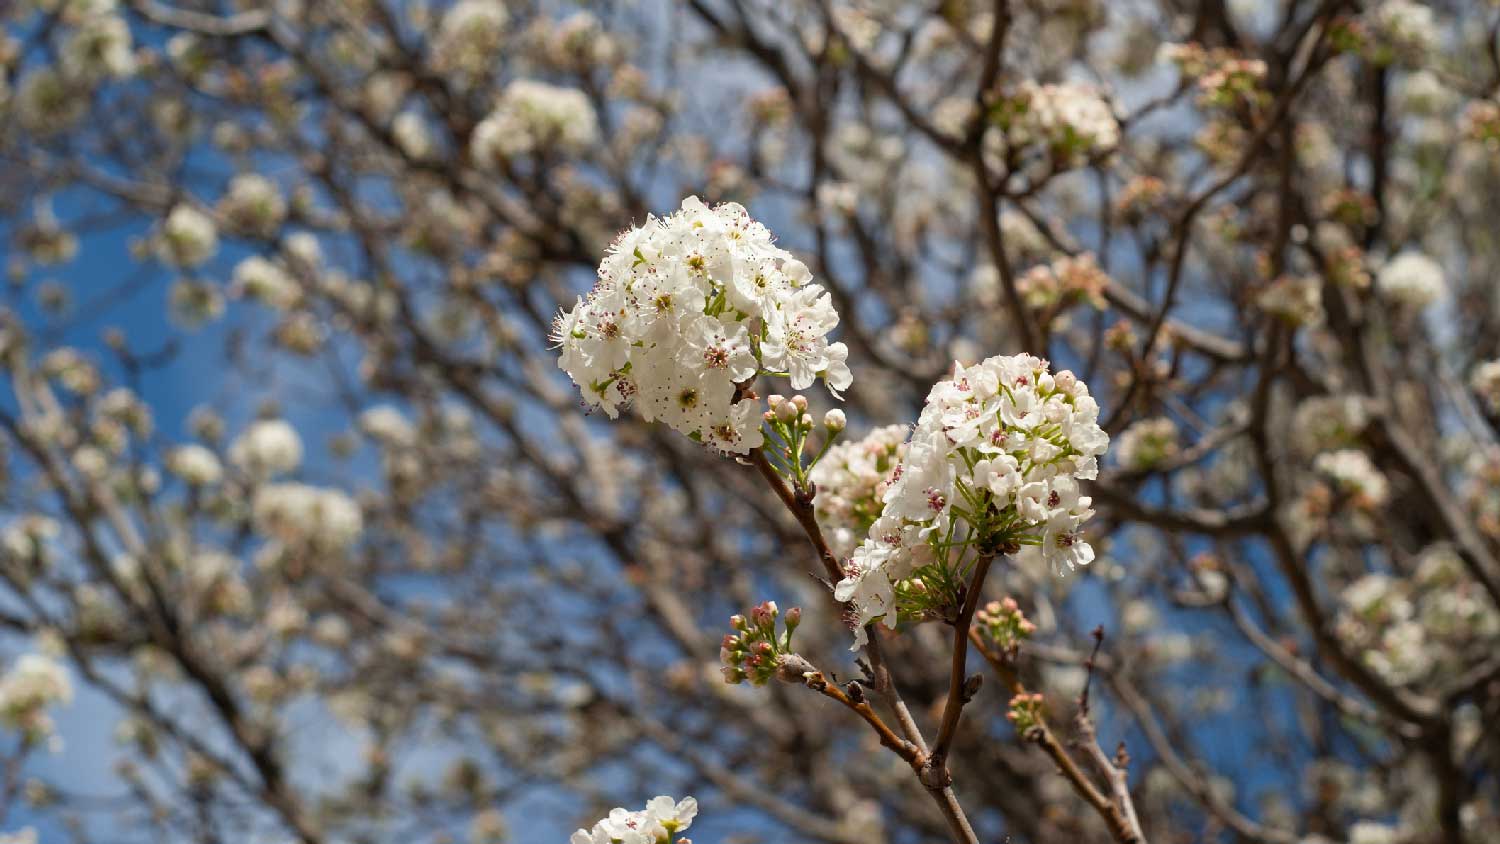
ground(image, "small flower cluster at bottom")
xmin=570 ymin=796 xmax=697 ymax=844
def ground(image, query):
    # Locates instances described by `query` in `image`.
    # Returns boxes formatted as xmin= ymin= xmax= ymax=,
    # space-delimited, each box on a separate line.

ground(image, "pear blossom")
xmin=1007 ymin=82 xmax=1119 ymax=164
xmin=165 ymin=444 xmax=223 ymax=486
xmin=218 ymin=174 xmax=286 ymax=237
xmin=228 ymin=420 xmax=303 ymax=478
xmin=1376 ymin=251 xmax=1445 ymax=309
xmin=1313 ymin=449 xmax=1390 ymax=509
xmin=553 ymin=197 xmax=849 ymax=454
xmin=810 ymin=424 xmax=910 ymax=557
xmin=1114 ymin=417 xmax=1180 ymax=471
xmin=433 ymin=0 xmax=508 ymax=76
xmin=571 ymin=796 xmax=697 ymax=844
xmin=231 ymin=256 xmax=300 ymax=310
xmin=252 ymin=483 xmax=363 ymax=552
xmin=472 ymin=80 xmax=598 ymax=162
xmin=0 ymin=654 xmax=73 ymax=742
xmin=835 ymin=355 xmax=1109 ymax=646
xmin=155 ymin=205 xmax=218 ymax=268
xmin=1291 ymin=395 xmax=1369 ymax=456
xmin=1469 ymin=360 xmax=1500 ymax=414
xmin=60 ymin=12 xmax=135 ymax=80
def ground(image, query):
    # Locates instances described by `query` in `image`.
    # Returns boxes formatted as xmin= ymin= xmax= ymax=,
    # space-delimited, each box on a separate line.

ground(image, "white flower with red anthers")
xmin=570 ymin=796 xmax=697 ymax=844
xmin=835 ymin=354 xmax=1109 ymax=647
xmin=553 ymin=197 xmax=849 ymax=454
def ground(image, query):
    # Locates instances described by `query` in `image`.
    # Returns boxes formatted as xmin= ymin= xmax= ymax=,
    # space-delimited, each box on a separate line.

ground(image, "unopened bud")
xmin=791 ymin=395 xmax=808 ymax=412
xmin=775 ymin=401 xmax=798 ymax=423
xmin=823 ymin=409 xmax=846 ymax=431
xmin=784 ymin=606 xmax=803 ymax=633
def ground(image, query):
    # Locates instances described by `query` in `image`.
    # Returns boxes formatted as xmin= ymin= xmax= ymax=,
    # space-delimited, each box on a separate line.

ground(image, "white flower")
xmin=359 ymin=405 xmax=416 ymax=447
xmin=232 ymin=256 xmax=300 ymax=310
xmin=155 ymin=205 xmax=218 ymax=268
xmin=1470 ymin=359 xmax=1500 ymax=414
xmin=1114 ymin=416 xmax=1180 ymax=471
xmin=1009 ymin=82 xmax=1119 ymax=165
xmin=1376 ymin=251 xmax=1445 ymax=309
xmin=471 ymin=80 xmax=598 ymax=162
xmin=810 ymin=424 xmax=909 ymax=557
xmin=252 ymin=483 xmax=363 ymax=552
xmin=229 ymin=419 xmax=303 ymax=478
xmin=434 ymin=0 xmax=508 ymax=76
xmin=392 ymin=110 xmax=433 ymax=159
xmin=60 ymin=12 xmax=136 ymax=80
xmin=1256 ymin=275 xmax=1323 ymax=326
xmin=553 ymin=197 xmax=848 ymax=454
xmin=218 ymin=174 xmax=286 ymax=236
xmin=166 ymin=444 xmax=223 ymax=485
xmin=1348 ymin=821 xmax=1399 ymax=844
xmin=761 ymin=284 xmax=842 ymax=390
xmin=15 ymin=68 xmax=87 ymax=134
xmin=0 ymin=654 xmax=73 ymax=741
xmin=1313 ymin=449 xmax=1389 ymax=509
xmin=571 ymin=796 xmax=697 ymax=844
xmin=835 ymin=355 xmax=1109 ymax=647
xmin=1291 ymin=395 xmax=1369 ymax=456
xmin=1365 ymin=0 xmax=1437 ymax=64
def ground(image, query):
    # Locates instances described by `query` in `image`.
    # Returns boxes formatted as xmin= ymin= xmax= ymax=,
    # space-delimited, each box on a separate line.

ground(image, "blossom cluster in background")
xmin=808 ymin=423 xmax=909 ymax=558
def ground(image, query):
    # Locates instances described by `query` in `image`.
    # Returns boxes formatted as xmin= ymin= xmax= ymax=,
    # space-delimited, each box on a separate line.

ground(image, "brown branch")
xmin=747 ymin=448 xmax=979 ymax=844
xmin=922 ymin=555 xmax=994 ymax=789
xmin=970 ymin=631 xmax=1141 ymax=844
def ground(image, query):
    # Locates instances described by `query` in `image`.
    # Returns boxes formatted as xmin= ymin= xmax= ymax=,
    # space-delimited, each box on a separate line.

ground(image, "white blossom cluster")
xmin=1291 ymin=394 xmax=1370 ymax=456
xmin=472 ymin=80 xmax=599 ymax=162
xmin=835 ymin=354 xmax=1108 ymax=646
xmin=232 ymin=256 xmax=301 ymax=311
xmin=554 ymin=197 xmax=851 ymax=454
xmin=229 ymin=419 xmax=303 ymax=478
xmin=1256 ymin=275 xmax=1323 ymax=327
xmin=433 ymin=0 xmax=509 ymax=76
xmin=154 ymin=205 xmax=219 ymax=269
xmin=1113 ymin=416 xmax=1180 ymax=471
xmin=59 ymin=6 xmax=136 ymax=81
xmin=808 ymin=424 xmax=910 ymax=558
xmin=165 ymin=444 xmax=223 ymax=486
xmin=0 ymin=653 xmax=73 ymax=743
xmin=252 ymin=483 xmax=364 ymax=555
xmin=1313 ymin=449 xmax=1390 ymax=510
xmin=1364 ymin=0 xmax=1439 ymax=65
xmin=1376 ymin=251 xmax=1445 ymax=310
xmin=218 ymin=174 xmax=286 ymax=237
xmin=1469 ymin=359 xmax=1500 ymax=414
xmin=1336 ymin=548 xmax=1500 ymax=686
xmin=570 ymin=796 xmax=697 ymax=844
xmin=1008 ymin=82 xmax=1120 ymax=165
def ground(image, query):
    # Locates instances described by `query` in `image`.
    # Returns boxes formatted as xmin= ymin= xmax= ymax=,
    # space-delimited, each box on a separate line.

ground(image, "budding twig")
xmin=924 ymin=554 xmax=995 ymax=789
xmin=748 ymin=447 xmax=979 ymax=844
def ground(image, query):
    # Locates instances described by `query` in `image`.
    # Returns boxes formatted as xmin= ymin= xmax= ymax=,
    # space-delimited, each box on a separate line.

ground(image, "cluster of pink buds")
xmin=720 ymin=601 xmax=803 ymax=686
xmin=1006 ymin=691 xmax=1047 ymax=737
xmin=975 ymin=597 xmax=1037 ymax=659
